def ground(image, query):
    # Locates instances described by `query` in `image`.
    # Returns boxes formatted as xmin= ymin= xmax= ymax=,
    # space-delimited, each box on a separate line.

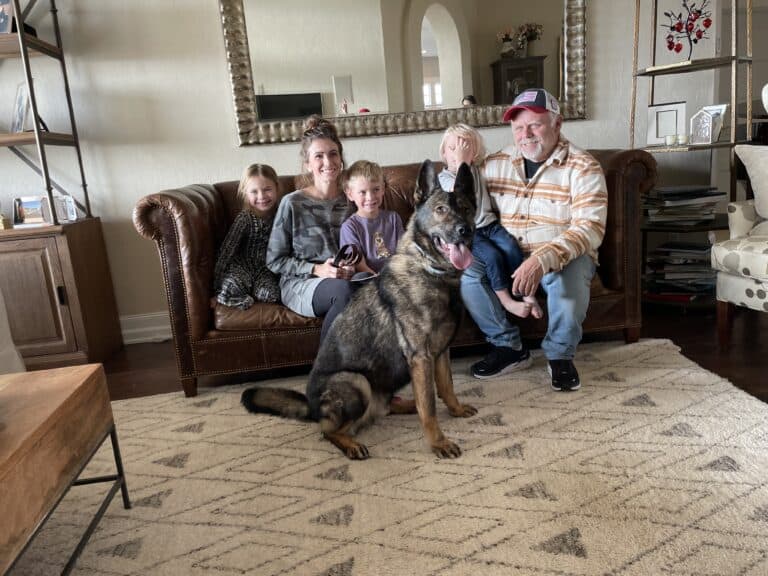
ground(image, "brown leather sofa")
xmin=133 ymin=150 xmax=656 ymax=397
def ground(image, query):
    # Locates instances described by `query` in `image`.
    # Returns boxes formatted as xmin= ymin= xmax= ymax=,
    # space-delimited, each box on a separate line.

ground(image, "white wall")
xmin=0 ymin=1 xmax=674 ymax=337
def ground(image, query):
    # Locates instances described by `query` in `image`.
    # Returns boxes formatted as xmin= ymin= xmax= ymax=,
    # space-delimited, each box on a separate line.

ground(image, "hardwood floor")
xmin=103 ymin=305 xmax=768 ymax=403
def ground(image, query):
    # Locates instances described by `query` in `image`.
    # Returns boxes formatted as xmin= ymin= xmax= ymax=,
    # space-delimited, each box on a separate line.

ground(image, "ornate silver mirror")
xmin=219 ymin=0 xmax=586 ymax=146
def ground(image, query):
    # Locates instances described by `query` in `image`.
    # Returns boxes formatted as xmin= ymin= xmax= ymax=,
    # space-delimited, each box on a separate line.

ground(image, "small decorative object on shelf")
xmin=0 ymin=201 xmax=11 ymax=229
xmin=646 ymin=101 xmax=686 ymax=145
xmin=689 ymin=103 xmax=727 ymax=145
xmin=0 ymin=0 xmax=12 ymax=34
xmin=12 ymin=196 xmax=49 ymax=228
xmin=661 ymin=0 xmax=713 ymax=60
xmin=498 ymin=23 xmax=543 ymax=58
xmin=11 ymin=82 xmax=30 ymax=133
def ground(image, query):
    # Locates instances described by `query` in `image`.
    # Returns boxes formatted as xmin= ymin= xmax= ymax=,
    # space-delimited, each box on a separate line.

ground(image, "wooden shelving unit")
xmin=629 ymin=0 xmax=753 ymax=202
xmin=629 ymin=0 xmax=752 ymax=309
xmin=1 ymin=1 xmax=122 ymax=368
xmin=2 ymin=0 xmax=91 ymax=222
xmin=0 ymin=32 xmax=61 ymax=59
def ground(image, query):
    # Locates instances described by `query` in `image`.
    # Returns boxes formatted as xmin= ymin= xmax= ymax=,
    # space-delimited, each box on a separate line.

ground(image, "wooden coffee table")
xmin=0 ymin=364 xmax=130 ymax=575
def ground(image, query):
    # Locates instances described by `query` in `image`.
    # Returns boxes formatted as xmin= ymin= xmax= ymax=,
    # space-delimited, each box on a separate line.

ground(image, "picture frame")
xmin=11 ymin=82 xmax=30 ymax=133
xmin=13 ymin=196 xmax=50 ymax=228
xmin=689 ymin=104 xmax=729 ymax=145
xmin=0 ymin=0 xmax=13 ymax=35
xmin=646 ymin=101 xmax=686 ymax=146
xmin=53 ymin=195 xmax=78 ymax=222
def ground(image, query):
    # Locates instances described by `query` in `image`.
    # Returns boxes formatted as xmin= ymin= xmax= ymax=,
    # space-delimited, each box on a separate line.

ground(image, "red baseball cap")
xmin=502 ymin=88 xmax=561 ymax=123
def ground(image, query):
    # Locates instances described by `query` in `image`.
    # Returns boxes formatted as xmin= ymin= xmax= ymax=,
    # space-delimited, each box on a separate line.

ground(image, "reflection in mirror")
xmin=219 ymin=0 xmax=586 ymax=145
xmin=422 ymin=17 xmax=442 ymax=109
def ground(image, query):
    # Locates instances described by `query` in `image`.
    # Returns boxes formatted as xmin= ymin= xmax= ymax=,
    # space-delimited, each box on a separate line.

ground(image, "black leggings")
xmin=312 ymin=279 xmax=354 ymax=342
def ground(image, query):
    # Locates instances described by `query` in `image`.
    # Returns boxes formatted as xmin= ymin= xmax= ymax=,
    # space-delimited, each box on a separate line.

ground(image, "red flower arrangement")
xmin=662 ymin=0 xmax=712 ymax=60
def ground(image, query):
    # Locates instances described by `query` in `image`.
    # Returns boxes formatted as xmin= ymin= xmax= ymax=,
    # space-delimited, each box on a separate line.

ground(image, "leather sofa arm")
xmin=589 ymin=149 xmax=657 ymax=291
xmin=133 ymin=184 xmax=228 ymax=340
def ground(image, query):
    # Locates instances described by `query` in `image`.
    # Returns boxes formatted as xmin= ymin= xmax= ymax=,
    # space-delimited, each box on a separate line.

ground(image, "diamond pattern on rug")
xmin=532 ymin=527 xmax=587 ymax=558
xmin=10 ymin=339 xmax=768 ymax=576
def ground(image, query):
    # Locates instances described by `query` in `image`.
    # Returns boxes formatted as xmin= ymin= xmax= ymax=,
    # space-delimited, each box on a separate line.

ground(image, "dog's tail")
xmin=241 ymin=387 xmax=311 ymax=420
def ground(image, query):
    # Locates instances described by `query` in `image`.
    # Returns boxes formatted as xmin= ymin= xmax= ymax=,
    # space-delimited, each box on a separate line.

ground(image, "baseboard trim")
xmin=120 ymin=312 xmax=172 ymax=345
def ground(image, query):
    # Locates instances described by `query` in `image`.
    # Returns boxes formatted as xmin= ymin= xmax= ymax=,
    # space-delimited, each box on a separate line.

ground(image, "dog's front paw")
xmin=431 ymin=439 xmax=462 ymax=458
xmin=344 ymin=442 xmax=370 ymax=460
xmin=449 ymin=403 xmax=478 ymax=418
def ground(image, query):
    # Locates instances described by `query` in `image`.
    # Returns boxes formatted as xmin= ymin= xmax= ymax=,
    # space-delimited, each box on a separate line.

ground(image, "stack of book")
xmin=642 ymin=185 xmax=726 ymax=226
xmin=643 ymin=241 xmax=716 ymax=304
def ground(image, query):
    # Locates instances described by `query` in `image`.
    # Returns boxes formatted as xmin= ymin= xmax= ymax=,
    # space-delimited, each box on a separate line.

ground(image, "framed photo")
xmin=646 ymin=101 xmax=686 ymax=146
xmin=11 ymin=82 xmax=30 ymax=133
xmin=0 ymin=0 xmax=13 ymax=34
xmin=13 ymin=196 xmax=50 ymax=228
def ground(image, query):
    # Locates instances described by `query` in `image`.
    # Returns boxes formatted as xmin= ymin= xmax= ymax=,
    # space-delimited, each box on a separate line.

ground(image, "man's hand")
xmin=511 ymin=256 xmax=544 ymax=297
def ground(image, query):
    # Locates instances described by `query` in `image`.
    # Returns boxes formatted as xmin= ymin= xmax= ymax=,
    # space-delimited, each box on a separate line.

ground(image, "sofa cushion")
xmin=711 ymin=235 xmax=768 ymax=282
xmin=735 ymin=145 xmax=768 ymax=218
xmin=214 ymin=302 xmax=320 ymax=331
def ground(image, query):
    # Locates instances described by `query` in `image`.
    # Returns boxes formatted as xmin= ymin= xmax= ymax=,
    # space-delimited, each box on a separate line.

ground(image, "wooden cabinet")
xmin=491 ymin=56 xmax=546 ymax=106
xmin=0 ymin=218 xmax=122 ymax=369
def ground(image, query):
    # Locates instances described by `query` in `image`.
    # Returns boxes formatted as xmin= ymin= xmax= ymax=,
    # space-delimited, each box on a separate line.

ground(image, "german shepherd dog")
xmin=241 ymin=160 xmax=478 ymax=459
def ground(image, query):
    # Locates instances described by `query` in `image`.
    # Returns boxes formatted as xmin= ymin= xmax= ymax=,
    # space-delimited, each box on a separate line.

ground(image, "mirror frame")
xmin=219 ymin=0 xmax=586 ymax=146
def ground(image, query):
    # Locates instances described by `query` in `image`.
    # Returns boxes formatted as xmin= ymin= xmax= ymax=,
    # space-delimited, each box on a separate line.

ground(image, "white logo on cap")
xmin=515 ymin=91 xmax=538 ymax=104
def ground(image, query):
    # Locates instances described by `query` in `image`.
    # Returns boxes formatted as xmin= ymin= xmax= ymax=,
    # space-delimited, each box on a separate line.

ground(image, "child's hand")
xmin=455 ymin=137 xmax=476 ymax=165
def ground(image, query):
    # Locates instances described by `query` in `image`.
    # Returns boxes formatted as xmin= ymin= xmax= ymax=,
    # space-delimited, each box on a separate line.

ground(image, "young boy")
xmin=439 ymin=123 xmax=542 ymax=319
xmin=340 ymin=160 xmax=404 ymax=277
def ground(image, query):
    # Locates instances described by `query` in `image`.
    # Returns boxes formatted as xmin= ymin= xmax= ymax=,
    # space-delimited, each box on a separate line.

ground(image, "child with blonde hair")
xmin=340 ymin=160 xmax=404 ymax=278
xmin=214 ymin=163 xmax=281 ymax=309
xmin=439 ymin=123 xmax=542 ymax=318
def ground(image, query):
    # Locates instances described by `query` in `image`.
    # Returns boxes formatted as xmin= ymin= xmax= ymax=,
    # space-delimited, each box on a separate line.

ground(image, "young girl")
xmin=214 ymin=164 xmax=281 ymax=309
xmin=340 ymin=160 xmax=404 ymax=277
xmin=439 ymin=123 xmax=542 ymax=319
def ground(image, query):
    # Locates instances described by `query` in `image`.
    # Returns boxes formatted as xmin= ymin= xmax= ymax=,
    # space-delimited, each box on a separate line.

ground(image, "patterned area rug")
xmin=10 ymin=339 xmax=768 ymax=575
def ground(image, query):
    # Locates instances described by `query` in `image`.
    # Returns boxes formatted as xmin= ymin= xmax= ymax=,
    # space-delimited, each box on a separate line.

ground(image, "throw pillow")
xmin=750 ymin=220 xmax=768 ymax=236
xmin=735 ymin=144 xmax=768 ymax=218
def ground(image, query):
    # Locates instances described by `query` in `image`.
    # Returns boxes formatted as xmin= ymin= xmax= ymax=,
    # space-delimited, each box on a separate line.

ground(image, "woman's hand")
xmin=313 ymin=258 xmax=354 ymax=280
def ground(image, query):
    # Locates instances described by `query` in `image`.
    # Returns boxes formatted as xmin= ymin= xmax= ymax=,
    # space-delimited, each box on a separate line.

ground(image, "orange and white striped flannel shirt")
xmin=482 ymin=136 xmax=608 ymax=273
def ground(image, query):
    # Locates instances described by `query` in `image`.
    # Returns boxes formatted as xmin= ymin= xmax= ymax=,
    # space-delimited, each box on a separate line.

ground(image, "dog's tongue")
xmin=447 ymin=243 xmax=474 ymax=270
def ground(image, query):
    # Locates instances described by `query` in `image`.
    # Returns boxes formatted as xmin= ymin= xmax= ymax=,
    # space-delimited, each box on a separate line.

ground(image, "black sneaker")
xmin=471 ymin=346 xmax=532 ymax=379
xmin=547 ymin=359 xmax=580 ymax=391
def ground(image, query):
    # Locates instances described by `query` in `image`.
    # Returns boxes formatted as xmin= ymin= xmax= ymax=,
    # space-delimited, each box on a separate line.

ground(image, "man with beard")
xmin=460 ymin=89 xmax=608 ymax=391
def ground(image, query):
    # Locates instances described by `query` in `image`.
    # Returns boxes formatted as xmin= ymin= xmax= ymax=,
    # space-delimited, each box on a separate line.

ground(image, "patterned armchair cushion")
xmin=716 ymin=273 xmax=768 ymax=312
xmin=735 ymin=145 xmax=768 ymax=218
xmin=726 ymin=199 xmax=762 ymax=239
xmin=711 ymin=234 xmax=768 ymax=282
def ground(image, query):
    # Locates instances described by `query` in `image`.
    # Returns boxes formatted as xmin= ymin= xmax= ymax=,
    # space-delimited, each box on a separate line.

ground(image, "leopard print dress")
xmin=214 ymin=210 xmax=280 ymax=309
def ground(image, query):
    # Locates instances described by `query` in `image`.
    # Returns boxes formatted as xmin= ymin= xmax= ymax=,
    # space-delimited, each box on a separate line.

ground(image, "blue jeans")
xmin=460 ymin=254 xmax=596 ymax=360
xmin=472 ymin=222 xmax=524 ymax=291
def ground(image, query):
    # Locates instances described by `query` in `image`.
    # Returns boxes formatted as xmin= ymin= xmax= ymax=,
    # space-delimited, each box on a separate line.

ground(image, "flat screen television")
xmin=256 ymin=93 xmax=323 ymax=121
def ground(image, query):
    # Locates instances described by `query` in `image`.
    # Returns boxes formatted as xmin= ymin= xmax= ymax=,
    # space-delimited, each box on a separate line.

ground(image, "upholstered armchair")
xmin=711 ymin=145 xmax=768 ymax=347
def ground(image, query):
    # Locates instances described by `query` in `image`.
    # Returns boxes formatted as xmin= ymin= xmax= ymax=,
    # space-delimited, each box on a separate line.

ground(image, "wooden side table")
xmin=0 ymin=364 xmax=130 ymax=575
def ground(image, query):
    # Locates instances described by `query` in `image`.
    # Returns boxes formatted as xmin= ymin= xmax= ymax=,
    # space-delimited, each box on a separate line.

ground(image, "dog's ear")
xmin=452 ymin=162 xmax=476 ymax=211
xmin=415 ymin=159 xmax=439 ymax=205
